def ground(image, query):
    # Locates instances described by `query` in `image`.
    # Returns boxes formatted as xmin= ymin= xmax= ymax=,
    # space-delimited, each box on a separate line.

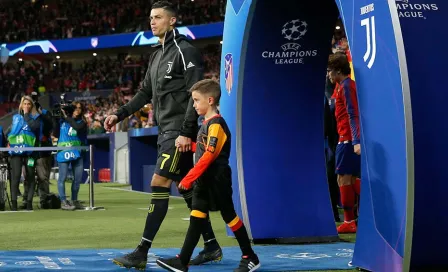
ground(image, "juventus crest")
xmin=166 ymin=61 xmax=173 ymax=73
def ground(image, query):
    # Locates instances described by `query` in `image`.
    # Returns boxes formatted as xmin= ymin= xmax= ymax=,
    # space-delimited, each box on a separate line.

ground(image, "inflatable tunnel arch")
xmin=219 ymin=0 xmax=448 ymax=271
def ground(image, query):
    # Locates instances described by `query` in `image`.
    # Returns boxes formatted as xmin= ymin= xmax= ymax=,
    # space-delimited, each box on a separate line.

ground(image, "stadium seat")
xmin=98 ymin=168 xmax=111 ymax=183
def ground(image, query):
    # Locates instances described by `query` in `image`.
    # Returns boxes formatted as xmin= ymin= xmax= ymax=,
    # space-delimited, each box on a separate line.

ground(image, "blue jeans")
xmin=58 ymin=157 xmax=84 ymax=201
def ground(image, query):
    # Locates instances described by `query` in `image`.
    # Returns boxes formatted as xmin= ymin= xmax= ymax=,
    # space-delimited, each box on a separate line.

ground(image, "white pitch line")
xmin=104 ymin=187 xmax=183 ymax=199
xmin=0 ymin=210 xmax=34 ymax=214
xmin=137 ymin=207 xmax=174 ymax=210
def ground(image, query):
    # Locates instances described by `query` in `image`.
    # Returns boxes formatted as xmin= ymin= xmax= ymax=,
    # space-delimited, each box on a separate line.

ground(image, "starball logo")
xmin=395 ymin=0 xmax=439 ymax=19
xmin=261 ymin=19 xmax=318 ymax=65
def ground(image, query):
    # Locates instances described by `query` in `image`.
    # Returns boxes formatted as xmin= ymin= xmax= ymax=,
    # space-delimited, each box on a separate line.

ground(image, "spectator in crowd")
xmin=89 ymin=120 xmax=105 ymax=134
xmin=0 ymin=0 xmax=226 ymax=43
xmin=0 ymin=42 xmax=222 ymax=131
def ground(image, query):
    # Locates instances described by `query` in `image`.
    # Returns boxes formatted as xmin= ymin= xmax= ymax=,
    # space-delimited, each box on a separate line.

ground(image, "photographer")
xmin=21 ymin=92 xmax=54 ymax=209
xmin=53 ymin=101 xmax=87 ymax=210
xmin=6 ymin=96 xmax=42 ymax=211
xmin=0 ymin=125 xmax=7 ymax=211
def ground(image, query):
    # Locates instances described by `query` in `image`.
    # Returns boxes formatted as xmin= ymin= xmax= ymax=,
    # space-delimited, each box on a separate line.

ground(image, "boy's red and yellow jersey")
xmin=180 ymin=114 xmax=231 ymax=187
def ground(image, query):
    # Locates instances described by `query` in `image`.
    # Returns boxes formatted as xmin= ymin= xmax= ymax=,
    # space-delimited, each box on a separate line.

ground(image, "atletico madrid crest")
xmin=91 ymin=37 xmax=98 ymax=48
xmin=224 ymin=53 xmax=233 ymax=95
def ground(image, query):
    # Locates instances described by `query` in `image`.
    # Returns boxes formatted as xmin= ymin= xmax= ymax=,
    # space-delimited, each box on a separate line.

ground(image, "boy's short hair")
xmin=190 ymin=79 xmax=221 ymax=106
xmin=328 ymin=53 xmax=351 ymax=76
xmin=152 ymin=1 xmax=177 ymax=17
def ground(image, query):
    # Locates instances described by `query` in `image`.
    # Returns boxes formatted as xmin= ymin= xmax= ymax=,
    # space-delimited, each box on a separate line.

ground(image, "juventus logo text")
xmin=148 ymin=204 xmax=155 ymax=213
xmin=360 ymin=4 xmax=376 ymax=69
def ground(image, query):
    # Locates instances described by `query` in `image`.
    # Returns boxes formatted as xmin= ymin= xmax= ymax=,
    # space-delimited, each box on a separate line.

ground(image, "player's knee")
xmin=191 ymin=209 xmax=207 ymax=219
xmin=338 ymin=175 xmax=352 ymax=186
xmin=220 ymin=209 xmax=237 ymax=224
xmin=151 ymin=174 xmax=171 ymax=188
xmin=182 ymin=190 xmax=193 ymax=210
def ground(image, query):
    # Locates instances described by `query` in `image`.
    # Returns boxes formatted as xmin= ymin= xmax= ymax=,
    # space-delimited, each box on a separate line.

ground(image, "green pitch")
xmin=0 ymin=182 xmax=356 ymax=272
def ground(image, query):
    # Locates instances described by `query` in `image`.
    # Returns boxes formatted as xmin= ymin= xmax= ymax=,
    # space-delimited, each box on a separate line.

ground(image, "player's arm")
xmin=342 ymin=83 xmax=361 ymax=145
xmin=179 ymin=123 xmax=227 ymax=189
xmin=64 ymin=117 xmax=87 ymax=135
xmin=179 ymin=46 xmax=203 ymax=139
xmin=324 ymin=96 xmax=330 ymax=138
xmin=115 ymin=60 xmax=154 ymax=122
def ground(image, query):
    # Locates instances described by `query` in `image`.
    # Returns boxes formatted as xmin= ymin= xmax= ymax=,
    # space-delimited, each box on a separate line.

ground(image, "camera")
xmin=53 ymin=93 xmax=75 ymax=118
xmin=31 ymin=91 xmax=41 ymax=110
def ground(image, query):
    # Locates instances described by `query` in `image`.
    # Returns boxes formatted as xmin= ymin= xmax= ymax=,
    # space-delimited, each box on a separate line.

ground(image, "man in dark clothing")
xmin=0 ymin=126 xmax=7 ymax=211
xmin=105 ymin=1 xmax=222 ymax=270
xmin=35 ymin=106 xmax=54 ymax=209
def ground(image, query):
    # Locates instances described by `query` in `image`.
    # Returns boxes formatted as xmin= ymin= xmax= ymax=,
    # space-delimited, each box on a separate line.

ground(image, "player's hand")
xmin=61 ymin=109 xmax=67 ymax=118
xmin=354 ymin=144 xmax=361 ymax=155
xmin=178 ymin=180 xmax=192 ymax=191
xmin=176 ymin=136 xmax=192 ymax=152
xmin=104 ymin=115 xmax=118 ymax=131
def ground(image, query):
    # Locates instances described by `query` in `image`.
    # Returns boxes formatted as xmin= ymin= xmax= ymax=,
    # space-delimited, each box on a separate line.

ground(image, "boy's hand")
xmin=179 ymin=180 xmax=192 ymax=190
xmin=354 ymin=144 xmax=361 ymax=155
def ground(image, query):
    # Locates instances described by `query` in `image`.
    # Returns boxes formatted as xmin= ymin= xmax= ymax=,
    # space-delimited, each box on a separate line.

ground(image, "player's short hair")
xmin=328 ymin=53 xmax=351 ymax=76
xmin=152 ymin=1 xmax=177 ymax=17
xmin=190 ymin=79 xmax=221 ymax=106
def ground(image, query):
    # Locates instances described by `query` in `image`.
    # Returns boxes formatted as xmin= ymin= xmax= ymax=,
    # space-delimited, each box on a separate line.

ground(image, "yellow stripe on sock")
xmin=151 ymin=192 xmax=170 ymax=199
xmin=152 ymin=193 xmax=170 ymax=196
xmin=228 ymin=216 xmax=241 ymax=228
xmin=191 ymin=210 xmax=207 ymax=218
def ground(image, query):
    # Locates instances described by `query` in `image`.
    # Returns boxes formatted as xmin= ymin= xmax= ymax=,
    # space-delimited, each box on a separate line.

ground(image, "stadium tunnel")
xmin=220 ymin=0 xmax=448 ymax=272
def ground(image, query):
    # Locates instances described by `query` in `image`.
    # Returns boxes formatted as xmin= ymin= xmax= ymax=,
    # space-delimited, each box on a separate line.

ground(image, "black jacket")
xmin=115 ymin=28 xmax=203 ymax=139
xmin=324 ymin=77 xmax=338 ymax=151
xmin=39 ymin=108 xmax=54 ymax=157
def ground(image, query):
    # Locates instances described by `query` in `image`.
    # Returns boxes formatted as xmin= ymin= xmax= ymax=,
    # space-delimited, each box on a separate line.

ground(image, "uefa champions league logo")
xmin=281 ymin=19 xmax=308 ymax=42
xmin=261 ymin=18 xmax=317 ymax=65
xmin=4 ymin=41 xmax=58 ymax=56
xmin=395 ymin=0 xmax=439 ymax=19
